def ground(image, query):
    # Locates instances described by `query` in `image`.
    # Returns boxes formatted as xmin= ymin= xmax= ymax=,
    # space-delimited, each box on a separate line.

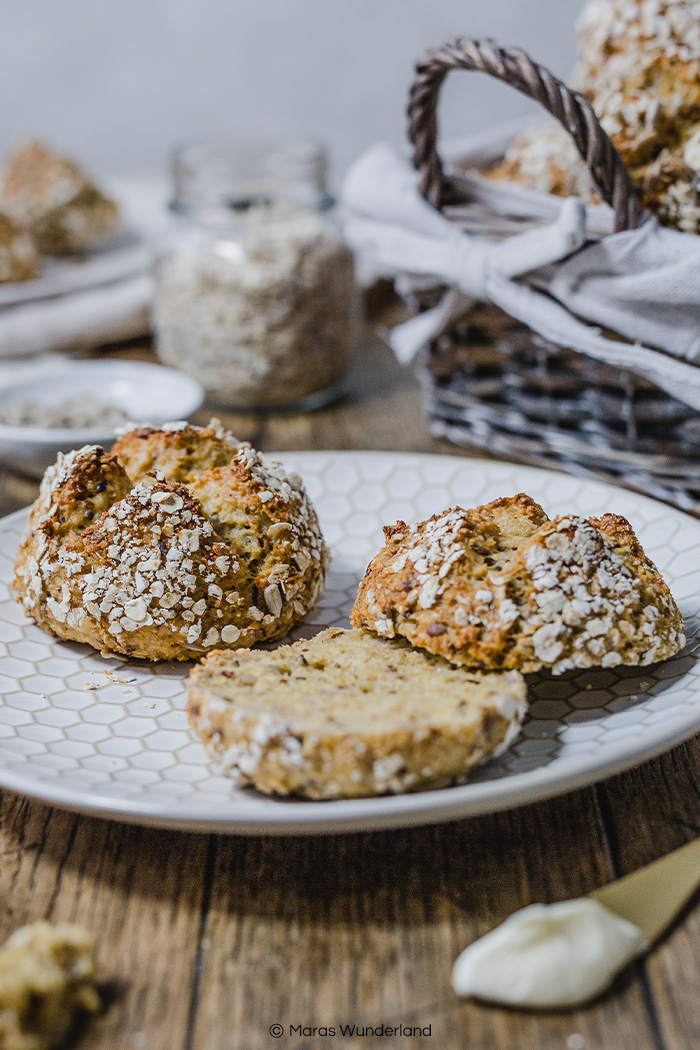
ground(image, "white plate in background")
xmin=0 ymin=175 xmax=168 ymax=307
xmin=0 ymin=227 xmax=149 ymax=308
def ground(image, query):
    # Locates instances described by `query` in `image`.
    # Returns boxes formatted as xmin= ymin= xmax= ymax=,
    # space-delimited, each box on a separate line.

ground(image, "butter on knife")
xmin=452 ymin=836 xmax=700 ymax=1009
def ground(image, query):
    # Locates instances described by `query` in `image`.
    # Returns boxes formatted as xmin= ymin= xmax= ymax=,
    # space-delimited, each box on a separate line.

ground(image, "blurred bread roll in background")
xmin=489 ymin=0 xmax=700 ymax=233
xmin=0 ymin=140 xmax=119 ymax=255
xmin=0 ymin=212 xmax=39 ymax=282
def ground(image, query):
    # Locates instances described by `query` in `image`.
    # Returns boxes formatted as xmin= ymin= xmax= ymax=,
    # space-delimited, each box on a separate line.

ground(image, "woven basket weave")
xmin=406 ymin=37 xmax=700 ymax=513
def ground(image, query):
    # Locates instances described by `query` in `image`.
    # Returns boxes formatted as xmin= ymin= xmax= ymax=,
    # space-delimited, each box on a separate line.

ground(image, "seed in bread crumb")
xmin=187 ymin=627 xmax=527 ymax=799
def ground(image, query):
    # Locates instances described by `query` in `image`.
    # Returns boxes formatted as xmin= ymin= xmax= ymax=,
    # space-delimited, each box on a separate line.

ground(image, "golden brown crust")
xmin=14 ymin=422 xmax=328 ymax=661
xmin=588 ymin=512 xmax=646 ymax=556
xmin=110 ymin=421 xmax=240 ymax=484
xmin=187 ymin=627 xmax=527 ymax=799
xmin=351 ymin=495 xmax=685 ymax=674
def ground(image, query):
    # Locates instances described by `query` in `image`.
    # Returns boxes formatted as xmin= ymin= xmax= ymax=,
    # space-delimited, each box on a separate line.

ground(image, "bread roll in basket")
xmin=342 ymin=24 xmax=700 ymax=513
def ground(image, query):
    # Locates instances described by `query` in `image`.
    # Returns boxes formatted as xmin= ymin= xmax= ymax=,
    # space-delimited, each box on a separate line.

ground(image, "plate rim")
xmin=1 ymin=450 xmax=698 ymax=835
xmin=0 ymin=229 xmax=150 ymax=308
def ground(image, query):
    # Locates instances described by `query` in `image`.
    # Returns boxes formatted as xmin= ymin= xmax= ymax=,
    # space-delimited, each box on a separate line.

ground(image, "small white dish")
xmin=0 ymin=359 xmax=204 ymax=478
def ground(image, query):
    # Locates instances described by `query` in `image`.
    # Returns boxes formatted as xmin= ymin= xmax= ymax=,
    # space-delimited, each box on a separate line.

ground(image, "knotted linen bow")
xmin=341 ymin=143 xmax=700 ymax=412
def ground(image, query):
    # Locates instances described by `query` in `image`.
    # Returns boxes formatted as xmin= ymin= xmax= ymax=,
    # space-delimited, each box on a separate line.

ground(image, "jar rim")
xmin=171 ymin=139 xmax=330 ymax=215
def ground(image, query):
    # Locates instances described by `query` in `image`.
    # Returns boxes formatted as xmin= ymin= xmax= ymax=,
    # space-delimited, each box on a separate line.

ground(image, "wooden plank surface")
xmin=0 ymin=328 xmax=698 ymax=1050
xmin=190 ymin=796 xmax=660 ymax=1050
xmin=596 ymin=742 xmax=700 ymax=1050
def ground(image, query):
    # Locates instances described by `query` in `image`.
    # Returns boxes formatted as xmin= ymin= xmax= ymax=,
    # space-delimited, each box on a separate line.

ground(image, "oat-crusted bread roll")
xmin=490 ymin=1 xmax=700 ymax=232
xmin=14 ymin=421 xmax=328 ymax=661
xmin=351 ymin=494 xmax=684 ymax=674
xmin=1 ymin=140 xmax=119 ymax=255
xmin=187 ymin=627 xmax=527 ymax=799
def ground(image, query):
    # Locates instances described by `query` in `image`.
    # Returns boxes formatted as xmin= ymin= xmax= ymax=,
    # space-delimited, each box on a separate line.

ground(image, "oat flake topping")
xmin=14 ymin=422 xmax=329 ymax=661
xmin=351 ymin=496 xmax=685 ymax=674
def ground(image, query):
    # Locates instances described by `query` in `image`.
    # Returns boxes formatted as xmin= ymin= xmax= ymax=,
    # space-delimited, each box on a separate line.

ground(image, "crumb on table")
xmin=0 ymin=921 xmax=100 ymax=1050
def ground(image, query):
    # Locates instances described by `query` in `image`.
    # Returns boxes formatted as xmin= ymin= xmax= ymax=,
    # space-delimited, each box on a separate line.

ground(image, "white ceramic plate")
xmin=0 ymin=452 xmax=698 ymax=835
xmin=0 ymin=226 xmax=149 ymax=308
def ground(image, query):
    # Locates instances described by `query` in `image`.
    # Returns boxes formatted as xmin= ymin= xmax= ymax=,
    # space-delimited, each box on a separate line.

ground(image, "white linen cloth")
xmin=0 ymin=175 xmax=168 ymax=359
xmin=341 ymin=142 xmax=700 ymax=412
xmin=0 ymin=275 xmax=153 ymax=358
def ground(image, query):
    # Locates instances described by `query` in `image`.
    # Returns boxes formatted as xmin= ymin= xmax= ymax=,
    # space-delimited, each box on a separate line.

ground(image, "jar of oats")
xmin=154 ymin=141 xmax=358 ymax=410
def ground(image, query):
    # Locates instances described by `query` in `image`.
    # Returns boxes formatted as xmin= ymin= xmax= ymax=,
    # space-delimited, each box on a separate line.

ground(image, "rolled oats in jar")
xmin=154 ymin=142 xmax=358 ymax=410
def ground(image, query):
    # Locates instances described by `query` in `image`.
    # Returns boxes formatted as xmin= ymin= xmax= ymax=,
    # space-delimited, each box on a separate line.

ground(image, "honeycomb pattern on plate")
xmin=0 ymin=452 xmax=698 ymax=830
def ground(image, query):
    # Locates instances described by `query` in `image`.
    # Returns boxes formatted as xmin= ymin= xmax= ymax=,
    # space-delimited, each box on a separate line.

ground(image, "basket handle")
xmin=408 ymin=37 xmax=641 ymax=232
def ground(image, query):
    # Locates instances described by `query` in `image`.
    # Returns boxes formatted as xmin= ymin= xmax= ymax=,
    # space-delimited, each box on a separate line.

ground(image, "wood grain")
xmin=0 ymin=326 xmax=698 ymax=1049
xmin=190 ymin=796 xmax=660 ymax=1050
xmin=0 ymin=792 xmax=209 ymax=1049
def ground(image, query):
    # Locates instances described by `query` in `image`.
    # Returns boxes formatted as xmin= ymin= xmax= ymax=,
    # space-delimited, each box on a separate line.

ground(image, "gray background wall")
xmin=0 ymin=0 xmax=582 ymax=183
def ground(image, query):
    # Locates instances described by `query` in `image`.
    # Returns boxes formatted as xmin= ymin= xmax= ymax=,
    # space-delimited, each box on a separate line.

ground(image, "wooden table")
xmin=2 ymin=329 xmax=699 ymax=1050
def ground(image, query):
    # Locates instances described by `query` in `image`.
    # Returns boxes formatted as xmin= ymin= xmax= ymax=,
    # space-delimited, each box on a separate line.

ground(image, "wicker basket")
xmin=405 ymin=37 xmax=700 ymax=514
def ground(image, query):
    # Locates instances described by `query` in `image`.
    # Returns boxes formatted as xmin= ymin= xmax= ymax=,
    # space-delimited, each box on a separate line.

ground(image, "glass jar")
xmin=154 ymin=141 xmax=358 ymax=411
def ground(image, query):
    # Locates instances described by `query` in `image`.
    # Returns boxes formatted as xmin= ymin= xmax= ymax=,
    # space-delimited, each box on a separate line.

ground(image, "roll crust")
xmin=351 ymin=494 xmax=684 ymax=674
xmin=14 ymin=422 xmax=328 ymax=661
